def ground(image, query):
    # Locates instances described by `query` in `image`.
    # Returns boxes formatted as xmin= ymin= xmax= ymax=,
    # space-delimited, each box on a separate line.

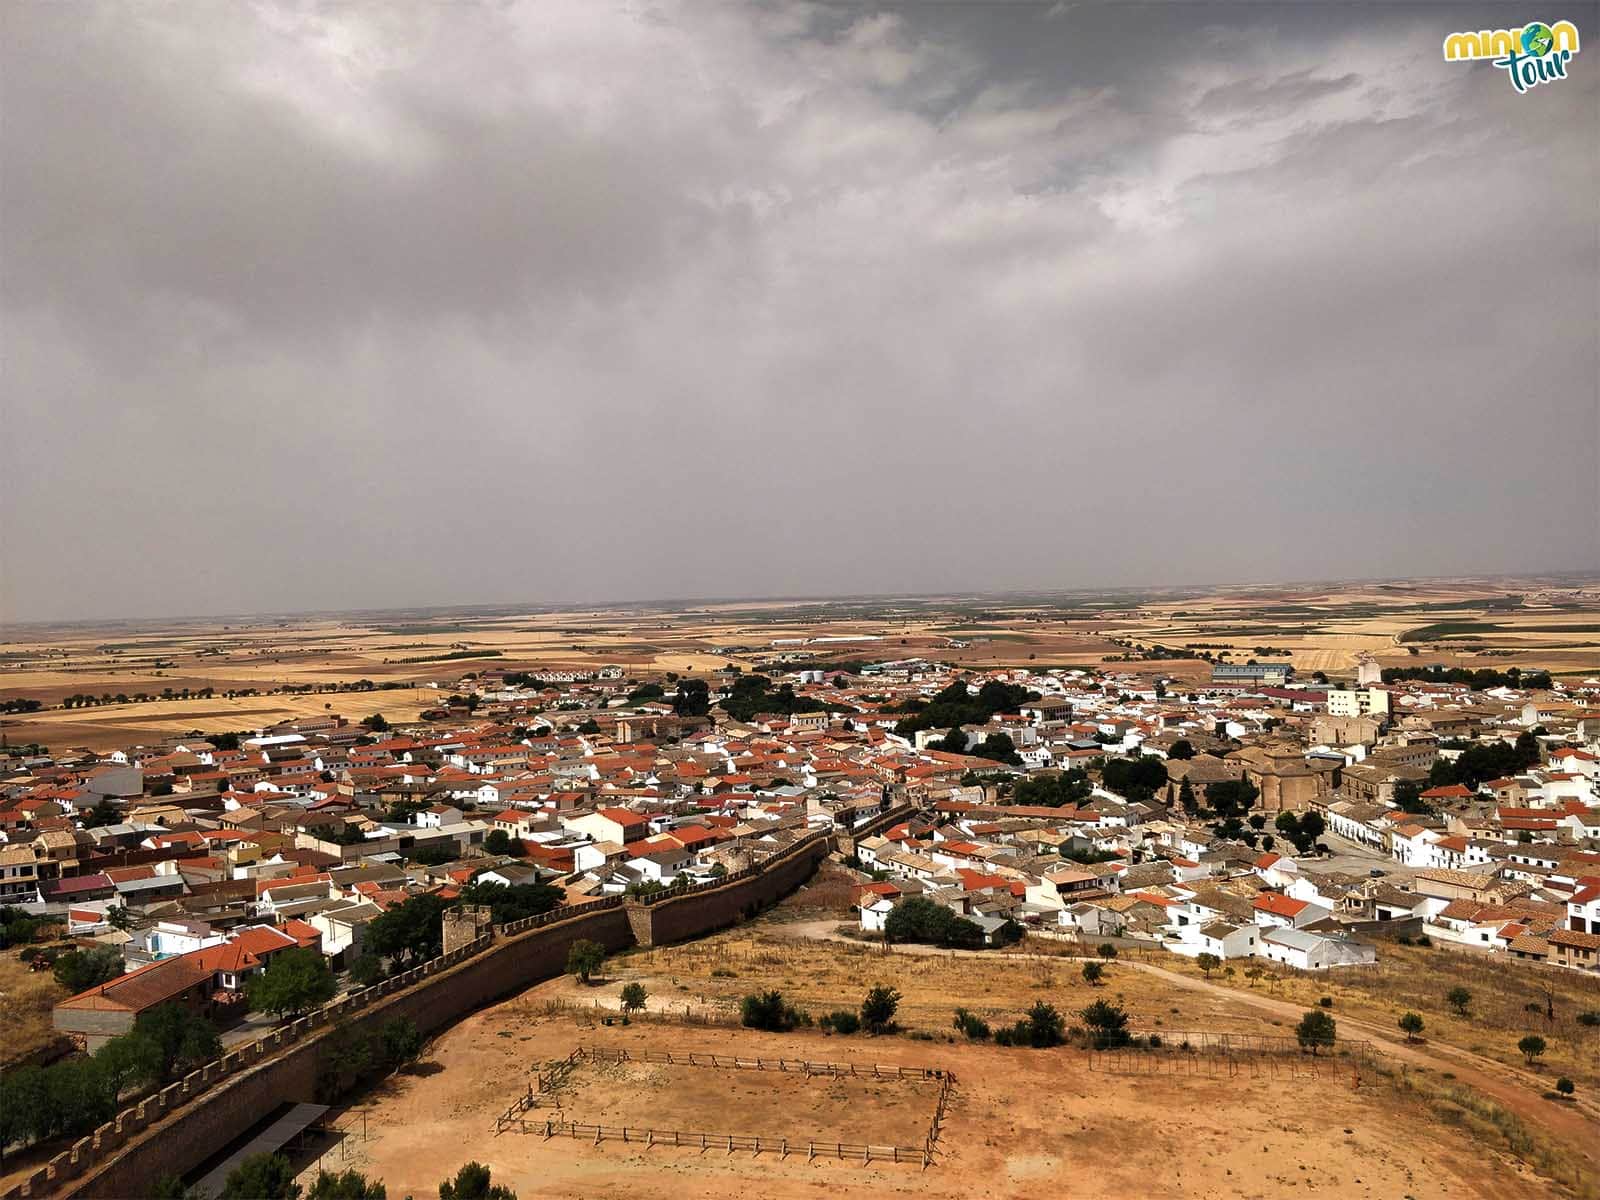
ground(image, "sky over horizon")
xmin=3 ymin=1 xmax=1597 ymax=622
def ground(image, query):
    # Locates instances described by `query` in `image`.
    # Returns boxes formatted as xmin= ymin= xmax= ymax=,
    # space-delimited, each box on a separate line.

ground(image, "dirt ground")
xmin=321 ymin=1002 xmax=1559 ymax=1200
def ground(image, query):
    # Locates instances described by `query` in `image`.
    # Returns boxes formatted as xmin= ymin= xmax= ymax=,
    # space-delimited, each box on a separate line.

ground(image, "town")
xmin=3 ymin=594 xmax=1599 ymax=1198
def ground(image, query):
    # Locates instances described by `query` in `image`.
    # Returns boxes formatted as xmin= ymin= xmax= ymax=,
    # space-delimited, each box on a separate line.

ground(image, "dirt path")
xmin=783 ymin=920 xmax=1600 ymax=1169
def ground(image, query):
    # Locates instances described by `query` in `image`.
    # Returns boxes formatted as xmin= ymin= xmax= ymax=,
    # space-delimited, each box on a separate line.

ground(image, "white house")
xmin=1258 ymin=927 xmax=1376 ymax=970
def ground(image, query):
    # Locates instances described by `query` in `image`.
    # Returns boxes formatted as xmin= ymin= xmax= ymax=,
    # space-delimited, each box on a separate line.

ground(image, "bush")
xmin=1080 ymin=999 xmax=1130 ymax=1049
xmin=1319 ymin=996 xmax=1334 ymax=1009
xmin=1555 ymin=1077 xmax=1575 ymax=1096
xmin=1518 ymin=1034 xmax=1546 ymax=1065
xmin=1575 ymin=1010 xmax=1600 ymax=1027
xmin=952 ymin=1009 xmax=991 ymax=1040
xmin=1398 ymin=1012 xmax=1424 ymax=1041
xmin=438 ymin=1161 xmax=515 ymax=1200
xmin=619 ymin=982 xmax=648 ymax=1013
xmin=860 ymin=985 xmax=901 ymax=1033
xmin=1081 ymin=961 xmax=1104 ymax=985
xmin=1195 ymin=953 xmax=1220 ymax=978
xmin=220 ymin=1153 xmax=301 ymax=1200
xmin=820 ymin=1010 xmax=860 ymax=1035
xmin=1446 ymin=986 xmax=1472 ymax=1017
xmin=1097 ymin=943 xmax=1117 ymax=960
xmin=306 ymin=1169 xmax=386 ymax=1200
xmin=741 ymin=990 xmax=806 ymax=1032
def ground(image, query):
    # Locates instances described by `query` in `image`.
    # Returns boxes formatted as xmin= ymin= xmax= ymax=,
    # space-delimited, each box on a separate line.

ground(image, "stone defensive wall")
xmin=19 ymin=829 xmax=833 ymax=1200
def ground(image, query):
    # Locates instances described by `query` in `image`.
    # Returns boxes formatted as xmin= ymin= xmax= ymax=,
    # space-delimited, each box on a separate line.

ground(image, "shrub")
xmin=1319 ymin=996 xmax=1334 ymax=1009
xmin=952 ymin=1008 xmax=991 ymax=1040
xmin=1195 ymin=952 xmax=1220 ymax=978
xmin=1096 ymin=943 xmax=1117 ymax=960
xmin=1022 ymin=1001 xmax=1065 ymax=1048
xmin=1080 ymin=999 xmax=1131 ymax=1049
xmin=860 ymin=985 xmax=901 ymax=1033
xmin=1446 ymin=986 xmax=1472 ymax=1017
xmin=220 ymin=1153 xmax=300 ymax=1200
xmin=820 ymin=1010 xmax=860 ymax=1035
xmin=1081 ymin=961 xmax=1104 ymax=985
xmin=1575 ymin=1010 xmax=1600 ymax=1027
xmin=1398 ymin=1012 xmax=1424 ymax=1041
xmin=438 ymin=1161 xmax=515 ymax=1200
xmin=741 ymin=990 xmax=806 ymax=1032
xmin=1555 ymin=1077 xmax=1575 ymax=1097
xmin=1518 ymin=1034 xmax=1546 ymax=1065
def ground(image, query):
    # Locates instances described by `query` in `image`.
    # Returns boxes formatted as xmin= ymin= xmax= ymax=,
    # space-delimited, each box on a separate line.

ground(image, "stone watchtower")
xmin=442 ymin=904 xmax=493 ymax=954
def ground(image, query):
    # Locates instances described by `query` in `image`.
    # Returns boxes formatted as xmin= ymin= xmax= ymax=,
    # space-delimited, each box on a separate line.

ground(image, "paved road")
xmin=1308 ymin=828 xmax=1417 ymax=884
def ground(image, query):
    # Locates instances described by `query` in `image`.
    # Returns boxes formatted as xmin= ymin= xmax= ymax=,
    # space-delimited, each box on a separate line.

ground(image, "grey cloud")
xmin=1 ymin=1 xmax=1596 ymax=622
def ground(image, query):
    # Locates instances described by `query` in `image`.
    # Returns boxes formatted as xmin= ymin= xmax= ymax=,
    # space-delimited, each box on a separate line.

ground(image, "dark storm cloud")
xmin=1 ymin=1 xmax=1596 ymax=621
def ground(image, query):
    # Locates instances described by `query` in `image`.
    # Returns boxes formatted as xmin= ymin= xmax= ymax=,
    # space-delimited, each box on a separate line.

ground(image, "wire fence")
xmin=537 ymin=1121 xmax=933 ymax=1167
xmin=583 ymin=1045 xmax=949 ymax=1081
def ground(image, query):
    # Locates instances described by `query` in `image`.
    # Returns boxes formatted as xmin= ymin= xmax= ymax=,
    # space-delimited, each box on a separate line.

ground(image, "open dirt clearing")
xmin=322 ymin=1000 xmax=1559 ymax=1200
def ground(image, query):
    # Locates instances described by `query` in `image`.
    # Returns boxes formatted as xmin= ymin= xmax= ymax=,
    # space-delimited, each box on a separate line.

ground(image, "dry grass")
xmin=0 ymin=949 xmax=70 ymax=1065
xmin=1160 ymin=940 xmax=1600 ymax=1094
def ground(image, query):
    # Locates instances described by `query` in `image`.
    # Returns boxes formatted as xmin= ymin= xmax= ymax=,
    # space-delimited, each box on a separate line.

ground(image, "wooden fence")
xmin=499 ymin=1046 xmax=955 ymax=1168
xmin=538 ymin=1121 xmax=931 ymax=1167
xmin=583 ymin=1045 xmax=948 ymax=1081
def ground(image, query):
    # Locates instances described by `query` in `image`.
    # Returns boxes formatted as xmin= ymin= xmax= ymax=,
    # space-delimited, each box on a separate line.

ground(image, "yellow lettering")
xmin=1551 ymin=20 xmax=1581 ymax=53
xmin=1443 ymin=31 xmax=1484 ymax=59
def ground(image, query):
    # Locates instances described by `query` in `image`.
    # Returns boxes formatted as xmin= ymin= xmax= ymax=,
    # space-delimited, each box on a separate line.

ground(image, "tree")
xmin=671 ymin=679 xmax=710 ymax=717
xmin=438 ymin=1162 xmax=516 ymax=1200
xmin=619 ymin=982 xmax=648 ymax=1014
xmin=1080 ymin=999 xmax=1130 ymax=1048
xmin=220 ymin=1153 xmax=301 ymax=1200
xmin=933 ymin=726 xmax=969 ymax=754
xmin=1398 ymin=1012 xmax=1425 ymax=1042
xmin=1097 ymin=943 xmax=1117 ymax=960
xmin=1392 ymin=779 xmax=1431 ymax=815
xmin=361 ymin=713 xmax=390 ymax=733
xmin=1168 ymin=739 xmax=1195 ymax=760
xmin=1081 ymin=961 xmax=1104 ymax=986
xmin=1518 ymin=1034 xmax=1546 ymax=1065
xmin=883 ymin=897 xmax=985 ymax=949
xmin=52 ymin=944 xmax=125 ymax=993
xmin=379 ymin=1017 xmax=424 ymax=1069
xmin=1195 ymin=952 xmax=1221 ymax=979
xmin=860 ymin=984 xmax=901 ymax=1033
xmin=483 ymin=829 xmax=513 ymax=856
xmin=1296 ymin=1009 xmax=1336 ymax=1055
xmin=1446 ymin=986 xmax=1472 ymax=1017
xmin=133 ymin=1004 xmax=222 ymax=1083
xmin=1556 ymin=1077 xmax=1575 ymax=1097
xmin=247 ymin=948 xmax=337 ymax=1019
xmin=307 ymin=1170 xmax=387 ymax=1200
xmin=1177 ymin=778 xmax=1198 ymax=815
xmin=820 ymin=1010 xmax=860 ymax=1035
xmin=366 ymin=893 xmax=449 ymax=964
xmin=566 ymin=939 xmax=605 ymax=984
xmin=95 ymin=1027 xmax=163 ymax=1096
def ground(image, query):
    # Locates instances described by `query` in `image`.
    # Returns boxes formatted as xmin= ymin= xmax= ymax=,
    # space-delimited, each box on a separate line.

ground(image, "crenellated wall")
xmin=31 ymin=830 xmax=831 ymax=1200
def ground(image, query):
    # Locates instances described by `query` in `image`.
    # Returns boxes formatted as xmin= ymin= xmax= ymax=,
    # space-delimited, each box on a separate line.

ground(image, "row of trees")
xmin=174 ymin=1156 xmax=514 ymax=1200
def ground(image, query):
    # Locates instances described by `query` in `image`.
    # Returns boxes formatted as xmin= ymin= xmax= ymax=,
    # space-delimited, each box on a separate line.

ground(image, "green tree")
xmin=307 ymin=1169 xmax=387 ymax=1200
xmin=1097 ymin=943 xmax=1117 ymax=960
xmin=483 ymin=829 xmax=513 ymax=856
xmin=1081 ymin=961 xmax=1104 ymax=985
xmin=1398 ymin=1012 xmax=1424 ymax=1042
xmin=379 ymin=1017 xmax=424 ymax=1069
xmin=952 ymin=1008 xmax=991 ymax=1040
xmin=1518 ymin=1034 xmax=1546 ymax=1065
xmin=366 ymin=893 xmax=449 ymax=964
xmin=1555 ymin=1077 xmax=1575 ymax=1096
xmin=860 ymin=984 xmax=901 ymax=1033
xmin=1195 ymin=952 xmax=1221 ymax=978
xmin=247 ymin=948 xmax=337 ymax=1019
xmin=149 ymin=1175 xmax=197 ymax=1199
xmin=882 ymin=897 xmax=985 ymax=948
xmin=1296 ymin=1009 xmax=1336 ymax=1055
xmin=1168 ymin=740 xmax=1195 ymax=760
xmin=133 ymin=1004 xmax=222 ymax=1083
xmin=619 ymin=982 xmax=648 ymax=1014
xmin=438 ymin=1162 xmax=515 ymax=1200
xmin=566 ymin=939 xmax=605 ymax=984
xmin=52 ymin=944 xmax=124 ymax=992
xmin=96 ymin=1027 xmax=163 ymax=1096
xmin=1446 ymin=986 xmax=1472 ymax=1017
xmin=220 ymin=1153 xmax=301 ymax=1200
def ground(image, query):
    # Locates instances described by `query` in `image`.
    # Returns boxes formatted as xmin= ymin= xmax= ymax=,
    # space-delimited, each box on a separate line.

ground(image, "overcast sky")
xmin=2 ymin=2 xmax=1597 ymax=622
